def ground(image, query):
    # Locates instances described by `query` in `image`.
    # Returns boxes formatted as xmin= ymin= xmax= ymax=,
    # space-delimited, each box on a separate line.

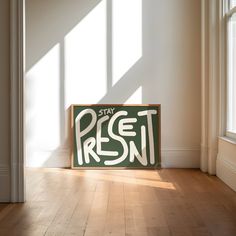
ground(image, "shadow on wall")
xmin=25 ymin=0 xmax=201 ymax=167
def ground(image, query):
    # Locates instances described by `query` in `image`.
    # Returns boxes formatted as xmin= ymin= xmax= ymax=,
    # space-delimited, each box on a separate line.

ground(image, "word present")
xmin=75 ymin=108 xmax=157 ymax=166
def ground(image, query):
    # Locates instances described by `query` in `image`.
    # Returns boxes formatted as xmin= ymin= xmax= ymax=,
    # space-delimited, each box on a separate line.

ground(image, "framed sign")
xmin=71 ymin=104 xmax=161 ymax=169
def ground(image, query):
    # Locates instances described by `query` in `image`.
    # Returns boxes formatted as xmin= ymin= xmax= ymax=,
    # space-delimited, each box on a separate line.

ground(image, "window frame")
xmin=225 ymin=0 xmax=236 ymax=140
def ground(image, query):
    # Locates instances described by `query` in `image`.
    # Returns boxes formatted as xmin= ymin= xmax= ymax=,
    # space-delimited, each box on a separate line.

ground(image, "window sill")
xmin=219 ymin=136 xmax=236 ymax=145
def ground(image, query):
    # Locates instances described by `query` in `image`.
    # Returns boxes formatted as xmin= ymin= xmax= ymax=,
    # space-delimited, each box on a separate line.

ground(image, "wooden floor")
xmin=0 ymin=169 xmax=236 ymax=236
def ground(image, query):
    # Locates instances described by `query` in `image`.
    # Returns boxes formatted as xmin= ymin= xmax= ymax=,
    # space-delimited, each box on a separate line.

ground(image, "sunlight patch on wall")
xmin=26 ymin=152 xmax=53 ymax=167
xmin=125 ymin=86 xmax=142 ymax=104
xmin=65 ymin=0 xmax=107 ymax=107
xmin=112 ymin=0 xmax=142 ymax=86
xmin=25 ymin=44 xmax=61 ymax=166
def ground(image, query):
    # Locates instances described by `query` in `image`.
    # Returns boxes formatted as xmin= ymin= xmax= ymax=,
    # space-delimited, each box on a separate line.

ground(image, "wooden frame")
xmin=71 ymin=104 xmax=161 ymax=169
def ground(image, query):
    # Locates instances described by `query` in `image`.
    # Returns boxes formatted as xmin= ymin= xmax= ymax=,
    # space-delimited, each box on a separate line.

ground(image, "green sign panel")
xmin=71 ymin=105 xmax=161 ymax=168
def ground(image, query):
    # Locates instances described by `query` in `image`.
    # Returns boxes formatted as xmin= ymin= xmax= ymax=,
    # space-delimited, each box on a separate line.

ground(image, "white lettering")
xmin=75 ymin=108 xmax=158 ymax=166
xmin=118 ymin=118 xmax=137 ymax=136
xmin=129 ymin=126 xmax=147 ymax=166
xmin=138 ymin=110 xmax=157 ymax=164
xmin=98 ymin=110 xmax=103 ymax=117
xmin=98 ymin=108 xmax=116 ymax=116
xmin=105 ymin=111 xmax=129 ymax=166
xmin=75 ymin=109 xmax=97 ymax=165
xmin=83 ymin=137 xmax=100 ymax=163
xmin=96 ymin=115 xmax=118 ymax=156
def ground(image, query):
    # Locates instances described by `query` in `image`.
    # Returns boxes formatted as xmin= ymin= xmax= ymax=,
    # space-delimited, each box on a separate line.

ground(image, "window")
xmin=230 ymin=0 xmax=236 ymax=8
xmin=226 ymin=0 xmax=236 ymax=139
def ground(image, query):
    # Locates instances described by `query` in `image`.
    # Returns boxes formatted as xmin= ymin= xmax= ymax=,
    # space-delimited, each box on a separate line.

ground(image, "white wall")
xmin=25 ymin=0 xmax=201 ymax=168
xmin=0 ymin=0 xmax=11 ymax=201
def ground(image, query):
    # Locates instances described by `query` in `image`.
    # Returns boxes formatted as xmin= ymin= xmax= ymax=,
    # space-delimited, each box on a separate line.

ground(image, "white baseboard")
xmin=0 ymin=165 xmax=10 ymax=202
xmin=26 ymin=148 xmax=200 ymax=169
xmin=217 ymin=156 xmax=236 ymax=192
xmin=161 ymin=149 xmax=200 ymax=168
